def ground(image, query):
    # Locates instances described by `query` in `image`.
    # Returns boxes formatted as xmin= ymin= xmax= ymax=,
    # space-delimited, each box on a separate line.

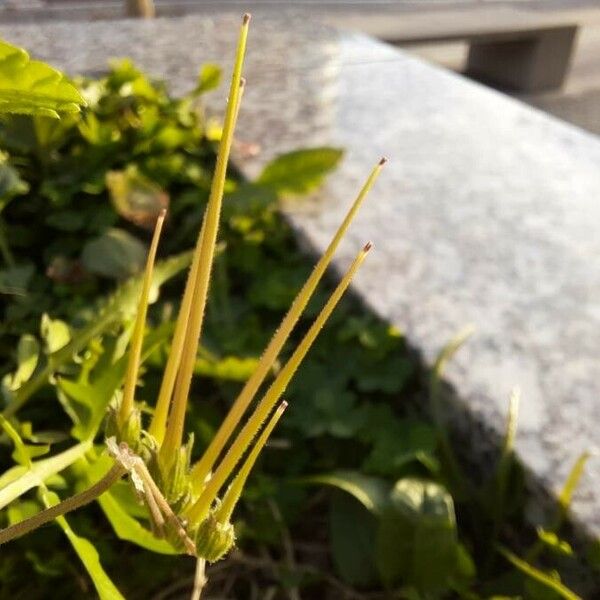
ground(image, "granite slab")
xmin=3 ymin=14 xmax=600 ymax=538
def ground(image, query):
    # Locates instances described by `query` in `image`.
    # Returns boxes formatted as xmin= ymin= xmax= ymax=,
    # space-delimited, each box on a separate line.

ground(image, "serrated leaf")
xmin=0 ymin=39 xmax=85 ymax=118
xmin=82 ymin=228 xmax=148 ymax=280
xmin=257 ymin=147 xmax=343 ymax=194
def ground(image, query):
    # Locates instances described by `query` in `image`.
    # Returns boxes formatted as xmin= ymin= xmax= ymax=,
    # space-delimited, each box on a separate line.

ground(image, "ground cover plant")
xmin=0 ymin=16 xmax=597 ymax=600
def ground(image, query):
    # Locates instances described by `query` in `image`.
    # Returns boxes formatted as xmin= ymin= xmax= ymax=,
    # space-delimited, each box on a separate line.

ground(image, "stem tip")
xmin=363 ymin=241 xmax=373 ymax=252
xmin=379 ymin=157 xmax=388 ymax=166
xmin=243 ymin=13 xmax=251 ymax=24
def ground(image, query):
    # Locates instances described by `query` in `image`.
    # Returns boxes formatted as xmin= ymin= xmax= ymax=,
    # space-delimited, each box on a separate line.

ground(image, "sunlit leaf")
xmin=536 ymin=528 xmax=573 ymax=557
xmin=195 ymin=354 xmax=259 ymax=382
xmin=98 ymin=492 xmax=177 ymax=555
xmin=257 ymin=147 xmax=343 ymax=195
xmin=40 ymin=314 xmax=70 ymax=354
xmin=106 ymin=167 xmax=168 ymax=230
xmin=195 ymin=63 xmax=222 ymax=94
xmin=302 ymin=470 xmax=390 ymax=515
xmin=0 ymin=438 xmax=91 ymax=509
xmin=498 ymin=546 xmax=581 ymax=600
xmin=0 ymin=39 xmax=85 ymax=118
xmin=2 ymin=334 xmax=39 ymax=393
xmin=44 ymin=490 xmax=124 ymax=600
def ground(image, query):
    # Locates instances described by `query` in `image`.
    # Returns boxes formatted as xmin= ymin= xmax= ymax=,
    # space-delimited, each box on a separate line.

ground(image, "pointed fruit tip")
xmin=379 ymin=157 xmax=388 ymax=166
xmin=243 ymin=13 xmax=251 ymax=24
xmin=363 ymin=241 xmax=373 ymax=252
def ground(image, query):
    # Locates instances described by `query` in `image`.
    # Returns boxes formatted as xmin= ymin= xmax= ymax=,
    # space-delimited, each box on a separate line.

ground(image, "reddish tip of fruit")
xmin=363 ymin=241 xmax=373 ymax=252
xmin=243 ymin=13 xmax=251 ymax=24
xmin=379 ymin=157 xmax=388 ymax=166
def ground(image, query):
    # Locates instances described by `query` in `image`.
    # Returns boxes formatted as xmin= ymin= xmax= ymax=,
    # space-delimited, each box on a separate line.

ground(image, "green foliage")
xmin=0 ymin=56 xmax=590 ymax=600
xmin=257 ymin=147 xmax=343 ymax=194
xmin=0 ymin=40 xmax=85 ymax=118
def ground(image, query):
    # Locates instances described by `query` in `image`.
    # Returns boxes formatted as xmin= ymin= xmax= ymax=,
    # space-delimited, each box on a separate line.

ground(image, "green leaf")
xmin=0 ymin=262 xmax=34 ymax=295
xmin=58 ymin=321 xmax=173 ymax=440
xmin=0 ymin=39 xmax=85 ymax=118
xmin=362 ymin=417 xmax=437 ymax=476
xmin=329 ymin=490 xmax=379 ymax=586
xmin=257 ymin=147 xmax=343 ymax=194
xmin=2 ymin=334 xmax=39 ymax=393
xmin=81 ymin=228 xmax=148 ymax=280
xmin=44 ymin=490 xmax=124 ymax=600
xmin=498 ymin=546 xmax=581 ymax=600
xmin=45 ymin=210 xmax=86 ymax=232
xmin=195 ymin=63 xmax=222 ymax=94
xmin=106 ymin=167 xmax=168 ymax=230
xmin=0 ymin=154 xmax=28 ymax=211
xmin=7 ymin=498 xmax=40 ymax=525
xmin=41 ymin=314 xmax=71 ymax=354
xmin=559 ymin=451 xmax=590 ymax=513
xmin=98 ymin=491 xmax=177 ymax=555
xmin=302 ymin=470 xmax=390 ymax=515
xmin=376 ymin=478 xmax=458 ymax=592
xmin=0 ymin=438 xmax=91 ymax=509
xmin=536 ymin=528 xmax=573 ymax=557
xmin=195 ymin=354 xmax=259 ymax=382
xmin=5 ymin=252 xmax=190 ymax=417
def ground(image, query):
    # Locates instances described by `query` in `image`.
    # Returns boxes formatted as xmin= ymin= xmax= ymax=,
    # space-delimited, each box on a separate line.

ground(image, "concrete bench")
xmin=0 ymin=2 xmax=585 ymax=91
xmin=3 ymin=13 xmax=600 ymax=550
xmin=318 ymin=6 xmax=580 ymax=91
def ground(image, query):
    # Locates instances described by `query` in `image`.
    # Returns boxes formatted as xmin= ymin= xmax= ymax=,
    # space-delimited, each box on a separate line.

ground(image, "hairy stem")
xmin=0 ymin=463 xmax=125 ymax=546
xmin=160 ymin=15 xmax=250 ymax=461
xmin=120 ymin=209 xmax=166 ymax=426
xmin=186 ymin=243 xmax=371 ymax=523
xmin=191 ymin=159 xmax=386 ymax=487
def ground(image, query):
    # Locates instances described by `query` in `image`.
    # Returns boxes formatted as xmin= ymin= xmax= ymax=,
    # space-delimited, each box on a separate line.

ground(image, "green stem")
xmin=0 ymin=463 xmax=125 ymax=546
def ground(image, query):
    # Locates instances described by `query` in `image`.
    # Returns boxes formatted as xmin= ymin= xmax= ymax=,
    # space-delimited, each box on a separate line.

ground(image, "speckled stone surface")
xmin=3 ymin=15 xmax=600 ymax=537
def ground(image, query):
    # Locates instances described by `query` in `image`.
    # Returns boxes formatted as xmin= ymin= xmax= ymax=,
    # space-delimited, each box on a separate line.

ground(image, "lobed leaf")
xmin=0 ymin=40 xmax=85 ymax=118
xmin=0 ymin=437 xmax=91 ymax=510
